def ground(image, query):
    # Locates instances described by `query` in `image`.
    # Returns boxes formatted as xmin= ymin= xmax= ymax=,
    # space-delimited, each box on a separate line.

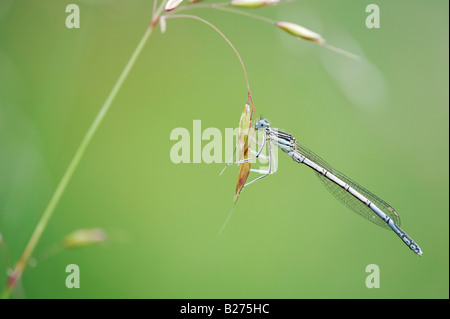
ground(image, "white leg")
xmin=225 ymin=133 xmax=267 ymax=166
xmin=219 ymin=145 xmax=237 ymax=175
xmin=250 ymin=168 xmax=270 ymax=174
xmin=251 ymin=149 xmax=269 ymax=161
xmin=243 ymin=141 xmax=276 ymax=187
xmin=269 ymin=142 xmax=278 ymax=174
xmin=249 ymin=142 xmax=277 ymax=175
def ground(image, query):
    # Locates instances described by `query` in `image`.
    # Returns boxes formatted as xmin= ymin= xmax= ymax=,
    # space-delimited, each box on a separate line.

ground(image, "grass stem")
xmin=1 ymin=0 xmax=168 ymax=299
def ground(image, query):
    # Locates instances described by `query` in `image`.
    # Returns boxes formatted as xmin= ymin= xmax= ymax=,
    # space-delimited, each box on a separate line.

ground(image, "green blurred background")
xmin=0 ymin=0 xmax=448 ymax=298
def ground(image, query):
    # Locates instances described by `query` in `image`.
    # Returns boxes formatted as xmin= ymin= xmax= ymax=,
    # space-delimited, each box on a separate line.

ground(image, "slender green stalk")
xmin=166 ymin=14 xmax=252 ymax=95
xmin=172 ymin=2 xmax=358 ymax=59
xmin=172 ymin=3 xmax=276 ymax=24
xmin=1 ymin=0 xmax=168 ymax=299
xmin=0 ymin=233 xmax=11 ymax=270
xmin=165 ymin=13 xmax=257 ymax=139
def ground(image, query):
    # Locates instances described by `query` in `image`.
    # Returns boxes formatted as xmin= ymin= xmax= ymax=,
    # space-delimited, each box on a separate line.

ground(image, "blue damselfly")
xmin=228 ymin=119 xmax=423 ymax=256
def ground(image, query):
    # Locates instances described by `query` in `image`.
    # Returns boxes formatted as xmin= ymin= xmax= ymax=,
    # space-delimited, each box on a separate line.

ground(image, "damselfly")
xmin=227 ymin=119 xmax=423 ymax=256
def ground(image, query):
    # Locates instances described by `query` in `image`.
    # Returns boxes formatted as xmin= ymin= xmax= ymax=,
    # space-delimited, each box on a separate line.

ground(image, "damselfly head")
xmin=256 ymin=119 xmax=270 ymax=130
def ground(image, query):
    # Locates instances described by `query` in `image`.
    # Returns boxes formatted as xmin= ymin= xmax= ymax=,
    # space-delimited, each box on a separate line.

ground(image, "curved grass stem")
xmin=165 ymin=13 xmax=256 ymax=116
xmin=166 ymin=14 xmax=252 ymax=94
xmin=171 ymin=2 xmax=276 ymax=24
xmin=165 ymin=14 xmax=259 ymax=232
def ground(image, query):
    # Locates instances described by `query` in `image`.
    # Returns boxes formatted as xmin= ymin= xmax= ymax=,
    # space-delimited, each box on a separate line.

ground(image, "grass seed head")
xmin=165 ymin=0 xmax=184 ymax=11
xmin=234 ymin=103 xmax=253 ymax=201
xmin=62 ymin=228 xmax=108 ymax=249
xmin=276 ymin=21 xmax=325 ymax=44
xmin=231 ymin=0 xmax=280 ymax=8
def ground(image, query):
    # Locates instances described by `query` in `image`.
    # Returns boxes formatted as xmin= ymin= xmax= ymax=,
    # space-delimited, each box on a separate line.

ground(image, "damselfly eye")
xmin=256 ymin=119 xmax=270 ymax=129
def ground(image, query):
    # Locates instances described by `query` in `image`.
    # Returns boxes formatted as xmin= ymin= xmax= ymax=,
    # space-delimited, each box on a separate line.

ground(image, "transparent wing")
xmin=295 ymin=142 xmax=401 ymax=230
